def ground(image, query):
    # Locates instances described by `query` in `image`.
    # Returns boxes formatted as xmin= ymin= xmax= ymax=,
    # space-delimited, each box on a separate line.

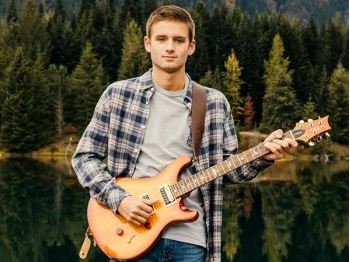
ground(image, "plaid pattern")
xmin=72 ymin=70 xmax=272 ymax=262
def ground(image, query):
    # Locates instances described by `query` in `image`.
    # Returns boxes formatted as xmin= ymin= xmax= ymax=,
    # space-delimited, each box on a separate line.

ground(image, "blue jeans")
xmin=110 ymin=238 xmax=206 ymax=262
xmin=137 ymin=238 xmax=206 ymax=262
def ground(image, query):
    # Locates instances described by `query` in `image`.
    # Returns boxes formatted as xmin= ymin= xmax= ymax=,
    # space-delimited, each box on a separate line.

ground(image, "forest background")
xmin=0 ymin=0 xmax=348 ymax=154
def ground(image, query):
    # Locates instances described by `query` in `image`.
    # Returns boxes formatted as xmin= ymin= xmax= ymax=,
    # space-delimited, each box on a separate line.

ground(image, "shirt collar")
xmin=139 ymin=69 xmax=193 ymax=102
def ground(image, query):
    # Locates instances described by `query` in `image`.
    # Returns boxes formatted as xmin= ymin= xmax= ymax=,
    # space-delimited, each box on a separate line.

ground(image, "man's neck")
xmin=151 ymin=67 xmax=186 ymax=92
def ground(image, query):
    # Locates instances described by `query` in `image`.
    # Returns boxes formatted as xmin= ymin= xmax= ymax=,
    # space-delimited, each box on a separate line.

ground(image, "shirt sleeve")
xmin=71 ymin=88 xmax=130 ymax=213
xmin=222 ymin=100 xmax=274 ymax=183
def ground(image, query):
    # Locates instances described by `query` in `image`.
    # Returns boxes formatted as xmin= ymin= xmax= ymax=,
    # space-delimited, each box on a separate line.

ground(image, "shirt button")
xmin=145 ymin=101 xmax=149 ymax=105
xmin=134 ymin=148 xmax=138 ymax=153
xmin=141 ymin=125 xmax=146 ymax=129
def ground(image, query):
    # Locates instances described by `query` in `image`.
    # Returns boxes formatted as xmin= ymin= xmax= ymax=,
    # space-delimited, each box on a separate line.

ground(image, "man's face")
xmin=144 ymin=20 xmax=195 ymax=74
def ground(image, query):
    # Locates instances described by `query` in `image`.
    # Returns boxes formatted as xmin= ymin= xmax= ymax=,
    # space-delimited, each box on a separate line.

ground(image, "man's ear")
xmin=144 ymin=36 xmax=151 ymax=53
xmin=188 ymin=39 xmax=196 ymax=56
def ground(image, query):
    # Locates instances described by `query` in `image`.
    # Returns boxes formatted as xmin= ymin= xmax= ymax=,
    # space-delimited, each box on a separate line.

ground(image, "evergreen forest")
xmin=0 ymin=0 xmax=348 ymax=153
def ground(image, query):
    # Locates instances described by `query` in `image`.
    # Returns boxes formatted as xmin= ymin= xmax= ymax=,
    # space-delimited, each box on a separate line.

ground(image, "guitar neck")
xmin=170 ymin=130 xmax=294 ymax=198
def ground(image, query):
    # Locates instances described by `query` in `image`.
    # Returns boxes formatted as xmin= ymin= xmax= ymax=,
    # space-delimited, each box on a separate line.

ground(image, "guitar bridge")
xmin=159 ymin=185 xmax=175 ymax=206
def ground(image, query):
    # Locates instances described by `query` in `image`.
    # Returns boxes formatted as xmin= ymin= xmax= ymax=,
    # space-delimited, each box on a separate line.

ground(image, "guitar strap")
xmin=191 ymin=81 xmax=207 ymax=162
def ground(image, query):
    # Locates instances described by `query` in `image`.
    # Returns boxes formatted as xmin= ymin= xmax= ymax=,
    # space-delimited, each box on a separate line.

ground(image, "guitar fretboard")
xmin=170 ymin=131 xmax=294 ymax=198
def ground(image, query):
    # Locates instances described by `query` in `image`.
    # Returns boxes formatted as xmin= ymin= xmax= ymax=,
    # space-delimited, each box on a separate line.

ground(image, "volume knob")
xmin=116 ymin=228 xmax=124 ymax=236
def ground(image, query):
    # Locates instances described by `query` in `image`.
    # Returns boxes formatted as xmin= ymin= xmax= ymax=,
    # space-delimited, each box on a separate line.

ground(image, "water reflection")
xmin=222 ymin=160 xmax=349 ymax=262
xmin=0 ymin=158 xmax=348 ymax=262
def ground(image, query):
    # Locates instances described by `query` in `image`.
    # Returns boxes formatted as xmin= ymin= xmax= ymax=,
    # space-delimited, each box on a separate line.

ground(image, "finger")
xmin=272 ymin=139 xmax=289 ymax=150
xmin=134 ymin=208 xmax=151 ymax=219
xmin=265 ymin=129 xmax=283 ymax=142
xmin=126 ymin=216 xmax=141 ymax=226
xmin=143 ymin=198 xmax=158 ymax=205
xmin=139 ymin=202 xmax=155 ymax=213
xmin=130 ymin=214 xmax=147 ymax=225
xmin=284 ymin=138 xmax=298 ymax=147
xmin=264 ymin=142 xmax=285 ymax=158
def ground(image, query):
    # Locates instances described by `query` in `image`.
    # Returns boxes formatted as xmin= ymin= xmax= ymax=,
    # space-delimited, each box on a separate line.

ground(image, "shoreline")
xmin=0 ymin=132 xmax=348 ymax=160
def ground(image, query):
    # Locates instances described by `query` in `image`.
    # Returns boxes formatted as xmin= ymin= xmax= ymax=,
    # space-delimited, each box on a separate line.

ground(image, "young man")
xmin=72 ymin=5 xmax=297 ymax=262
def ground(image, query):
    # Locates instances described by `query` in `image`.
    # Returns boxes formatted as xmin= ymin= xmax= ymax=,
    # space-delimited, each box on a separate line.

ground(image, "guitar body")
xmin=87 ymin=156 xmax=198 ymax=260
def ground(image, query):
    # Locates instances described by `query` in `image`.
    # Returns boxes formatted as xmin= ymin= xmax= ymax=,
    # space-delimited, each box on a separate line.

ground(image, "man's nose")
xmin=165 ymin=40 xmax=175 ymax=51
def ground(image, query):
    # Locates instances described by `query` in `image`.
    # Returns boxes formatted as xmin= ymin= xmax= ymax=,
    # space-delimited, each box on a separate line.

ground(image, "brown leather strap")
xmin=79 ymin=227 xmax=92 ymax=259
xmin=191 ymin=81 xmax=207 ymax=161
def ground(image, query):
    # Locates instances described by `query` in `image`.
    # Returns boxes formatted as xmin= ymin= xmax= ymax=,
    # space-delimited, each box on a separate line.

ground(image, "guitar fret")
xmin=257 ymin=144 xmax=263 ymax=155
xmin=242 ymin=151 xmax=248 ymax=163
xmin=250 ymin=147 xmax=260 ymax=158
xmin=237 ymin=155 xmax=242 ymax=165
xmin=180 ymin=180 xmax=186 ymax=194
xmin=228 ymin=157 xmax=236 ymax=168
xmin=219 ymin=162 xmax=226 ymax=174
xmin=212 ymin=166 xmax=219 ymax=178
xmin=205 ymin=169 xmax=211 ymax=180
xmin=192 ymin=176 xmax=198 ymax=188
xmin=187 ymin=177 xmax=193 ymax=190
xmin=221 ymin=162 xmax=228 ymax=173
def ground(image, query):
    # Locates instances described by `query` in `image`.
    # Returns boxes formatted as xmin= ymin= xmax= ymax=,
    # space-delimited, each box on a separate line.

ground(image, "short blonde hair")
xmin=146 ymin=5 xmax=195 ymax=41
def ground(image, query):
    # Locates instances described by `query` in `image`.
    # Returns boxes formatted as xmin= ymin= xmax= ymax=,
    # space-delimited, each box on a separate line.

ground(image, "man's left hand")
xmin=263 ymin=129 xmax=298 ymax=161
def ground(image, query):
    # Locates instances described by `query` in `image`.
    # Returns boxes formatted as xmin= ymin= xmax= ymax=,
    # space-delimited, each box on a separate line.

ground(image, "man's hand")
xmin=117 ymin=195 xmax=158 ymax=226
xmin=263 ymin=129 xmax=298 ymax=161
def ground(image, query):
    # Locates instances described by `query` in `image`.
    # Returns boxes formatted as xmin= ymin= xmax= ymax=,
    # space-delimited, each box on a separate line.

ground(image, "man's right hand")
xmin=117 ymin=195 xmax=158 ymax=226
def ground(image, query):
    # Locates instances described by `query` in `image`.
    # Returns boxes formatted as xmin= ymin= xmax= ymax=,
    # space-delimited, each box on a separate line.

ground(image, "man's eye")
xmin=175 ymin=39 xmax=185 ymax=43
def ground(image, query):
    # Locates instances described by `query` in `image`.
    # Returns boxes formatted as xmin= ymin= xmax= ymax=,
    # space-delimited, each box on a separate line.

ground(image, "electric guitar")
xmin=84 ymin=116 xmax=331 ymax=260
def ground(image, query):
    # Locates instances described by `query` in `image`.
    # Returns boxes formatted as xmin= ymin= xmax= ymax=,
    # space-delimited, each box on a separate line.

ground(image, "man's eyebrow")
xmin=154 ymin=35 xmax=186 ymax=39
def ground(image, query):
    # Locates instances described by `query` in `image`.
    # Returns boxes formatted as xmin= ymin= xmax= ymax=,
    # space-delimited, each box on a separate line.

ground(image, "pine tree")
xmin=70 ymin=42 xmax=105 ymax=130
xmin=326 ymin=64 xmax=348 ymax=144
xmin=314 ymin=67 xmax=329 ymax=116
xmin=322 ymin=13 xmax=346 ymax=74
xmin=207 ymin=5 xmax=232 ymax=70
xmin=17 ymin=0 xmax=50 ymax=62
xmin=302 ymin=16 xmax=320 ymax=66
xmin=47 ymin=0 xmax=79 ymax=70
xmin=223 ymin=50 xmax=243 ymax=123
xmin=1 ymin=49 xmax=35 ymax=152
xmin=302 ymin=96 xmax=318 ymax=120
xmin=31 ymin=53 xmax=53 ymax=145
xmin=199 ymin=69 xmax=223 ymax=91
xmin=186 ymin=1 xmax=210 ymax=80
xmin=118 ymin=19 xmax=150 ymax=80
xmin=92 ymin=0 xmax=119 ymax=82
xmin=260 ymin=34 xmax=301 ymax=133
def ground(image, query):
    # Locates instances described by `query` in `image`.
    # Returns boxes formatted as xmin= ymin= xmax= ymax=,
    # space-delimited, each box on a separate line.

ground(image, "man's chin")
xmin=160 ymin=65 xmax=182 ymax=74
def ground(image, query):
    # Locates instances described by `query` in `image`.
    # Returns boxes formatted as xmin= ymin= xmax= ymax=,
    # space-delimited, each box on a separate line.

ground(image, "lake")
xmin=0 ymin=158 xmax=348 ymax=261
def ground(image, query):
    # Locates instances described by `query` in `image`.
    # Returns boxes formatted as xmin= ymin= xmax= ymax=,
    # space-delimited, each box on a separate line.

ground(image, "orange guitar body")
xmin=87 ymin=156 xmax=198 ymax=260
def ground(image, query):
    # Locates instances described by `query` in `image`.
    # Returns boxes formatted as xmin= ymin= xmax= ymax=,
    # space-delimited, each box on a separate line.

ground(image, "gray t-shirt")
xmin=132 ymin=77 xmax=206 ymax=248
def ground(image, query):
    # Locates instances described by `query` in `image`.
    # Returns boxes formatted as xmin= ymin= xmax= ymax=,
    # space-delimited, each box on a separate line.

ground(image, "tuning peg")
xmin=325 ymin=132 xmax=330 ymax=137
xmin=317 ymin=136 xmax=323 ymax=142
xmin=308 ymin=119 xmax=313 ymax=123
xmin=308 ymin=141 xmax=315 ymax=146
xmin=299 ymin=120 xmax=305 ymax=123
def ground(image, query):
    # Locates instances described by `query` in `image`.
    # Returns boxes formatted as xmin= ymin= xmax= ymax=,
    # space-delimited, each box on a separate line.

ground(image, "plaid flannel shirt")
xmin=72 ymin=70 xmax=272 ymax=261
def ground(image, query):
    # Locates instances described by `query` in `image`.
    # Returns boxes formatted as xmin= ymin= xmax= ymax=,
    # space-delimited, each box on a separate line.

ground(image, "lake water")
xmin=0 ymin=158 xmax=348 ymax=262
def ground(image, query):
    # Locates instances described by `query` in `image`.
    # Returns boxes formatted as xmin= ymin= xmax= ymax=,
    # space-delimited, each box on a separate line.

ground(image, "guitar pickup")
xmin=159 ymin=184 xmax=175 ymax=206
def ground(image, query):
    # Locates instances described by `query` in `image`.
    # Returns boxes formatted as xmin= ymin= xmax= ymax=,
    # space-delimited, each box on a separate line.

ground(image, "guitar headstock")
xmin=291 ymin=116 xmax=331 ymax=145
